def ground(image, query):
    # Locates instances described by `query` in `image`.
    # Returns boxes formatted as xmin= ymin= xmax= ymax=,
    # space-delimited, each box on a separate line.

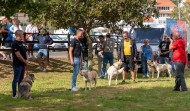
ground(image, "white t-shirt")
xmin=10 ymin=25 xmax=23 ymax=39
xmin=25 ymin=24 xmax=38 ymax=41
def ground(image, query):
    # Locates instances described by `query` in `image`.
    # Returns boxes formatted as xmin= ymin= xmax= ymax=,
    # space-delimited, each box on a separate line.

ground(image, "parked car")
xmin=49 ymin=35 xmax=66 ymax=50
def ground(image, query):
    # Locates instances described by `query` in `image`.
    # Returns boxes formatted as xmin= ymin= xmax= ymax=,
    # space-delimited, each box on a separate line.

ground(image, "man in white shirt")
xmin=25 ymin=22 xmax=38 ymax=58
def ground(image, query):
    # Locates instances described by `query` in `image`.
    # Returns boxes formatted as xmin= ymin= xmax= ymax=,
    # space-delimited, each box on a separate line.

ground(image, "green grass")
xmin=0 ymin=57 xmax=190 ymax=111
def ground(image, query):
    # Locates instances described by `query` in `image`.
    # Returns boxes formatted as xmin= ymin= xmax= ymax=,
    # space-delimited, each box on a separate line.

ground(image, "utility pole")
xmin=178 ymin=0 xmax=181 ymax=20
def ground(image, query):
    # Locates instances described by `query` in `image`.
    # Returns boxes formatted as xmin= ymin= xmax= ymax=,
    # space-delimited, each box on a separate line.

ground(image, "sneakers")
xmin=36 ymin=67 xmax=43 ymax=70
xmin=132 ymin=80 xmax=137 ymax=83
xmin=147 ymin=75 xmax=149 ymax=78
xmin=122 ymin=80 xmax=125 ymax=84
xmin=71 ymin=87 xmax=79 ymax=91
xmin=142 ymin=75 xmax=146 ymax=78
xmin=12 ymin=96 xmax=17 ymax=99
xmin=43 ymin=68 xmax=47 ymax=72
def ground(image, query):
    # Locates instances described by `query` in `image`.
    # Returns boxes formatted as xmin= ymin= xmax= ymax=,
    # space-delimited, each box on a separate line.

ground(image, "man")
xmin=159 ymin=34 xmax=171 ymax=77
xmin=69 ymin=29 xmax=84 ymax=91
xmin=25 ymin=22 xmax=38 ymax=59
xmin=100 ymin=33 xmax=115 ymax=79
xmin=95 ymin=35 xmax=104 ymax=77
xmin=34 ymin=29 xmax=53 ymax=72
xmin=118 ymin=31 xmax=137 ymax=83
xmin=1 ymin=18 xmax=9 ymax=46
xmin=169 ymin=32 xmax=188 ymax=92
xmin=12 ymin=30 xmax=28 ymax=98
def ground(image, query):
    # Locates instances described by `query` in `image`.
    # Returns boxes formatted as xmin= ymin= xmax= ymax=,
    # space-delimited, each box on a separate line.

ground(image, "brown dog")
xmin=80 ymin=70 xmax=97 ymax=90
xmin=18 ymin=74 xmax=36 ymax=100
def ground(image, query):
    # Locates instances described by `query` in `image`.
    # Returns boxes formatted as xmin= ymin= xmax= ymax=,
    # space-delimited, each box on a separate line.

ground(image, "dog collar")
xmin=26 ymin=74 xmax=33 ymax=82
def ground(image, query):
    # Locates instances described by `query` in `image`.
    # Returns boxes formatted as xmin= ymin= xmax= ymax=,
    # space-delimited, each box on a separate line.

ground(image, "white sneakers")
xmin=36 ymin=67 xmax=47 ymax=72
xmin=43 ymin=68 xmax=47 ymax=72
xmin=36 ymin=67 xmax=43 ymax=70
xmin=71 ymin=87 xmax=79 ymax=91
xmin=147 ymin=75 xmax=150 ymax=78
xmin=12 ymin=96 xmax=17 ymax=99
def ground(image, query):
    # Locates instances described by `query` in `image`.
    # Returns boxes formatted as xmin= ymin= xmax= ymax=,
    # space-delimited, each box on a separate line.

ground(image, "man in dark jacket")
xmin=118 ymin=31 xmax=137 ymax=83
xmin=34 ymin=29 xmax=53 ymax=72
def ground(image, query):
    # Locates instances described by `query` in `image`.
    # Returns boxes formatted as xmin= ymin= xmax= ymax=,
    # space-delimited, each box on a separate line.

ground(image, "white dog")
xmin=147 ymin=60 xmax=156 ymax=78
xmin=79 ymin=70 xmax=97 ymax=90
xmin=152 ymin=61 xmax=172 ymax=78
xmin=107 ymin=61 xmax=124 ymax=86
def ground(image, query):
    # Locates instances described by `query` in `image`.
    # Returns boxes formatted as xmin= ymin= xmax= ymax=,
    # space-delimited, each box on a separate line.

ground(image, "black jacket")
xmin=118 ymin=38 xmax=137 ymax=61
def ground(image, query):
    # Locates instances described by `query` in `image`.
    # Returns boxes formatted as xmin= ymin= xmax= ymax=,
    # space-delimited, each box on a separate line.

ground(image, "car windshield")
xmin=130 ymin=28 xmax=164 ymax=44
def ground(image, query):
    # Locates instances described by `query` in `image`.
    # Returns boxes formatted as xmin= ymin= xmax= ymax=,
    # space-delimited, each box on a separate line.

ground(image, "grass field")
xmin=0 ymin=57 xmax=190 ymax=111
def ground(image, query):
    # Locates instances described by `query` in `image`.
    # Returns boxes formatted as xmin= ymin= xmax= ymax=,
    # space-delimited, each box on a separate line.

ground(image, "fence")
xmin=0 ymin=33 xmax=122 ymax=61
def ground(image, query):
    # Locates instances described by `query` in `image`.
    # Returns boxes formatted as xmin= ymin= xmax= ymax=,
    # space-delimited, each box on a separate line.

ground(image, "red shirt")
xmin=172 ymin=38 xmax=186 ymax=63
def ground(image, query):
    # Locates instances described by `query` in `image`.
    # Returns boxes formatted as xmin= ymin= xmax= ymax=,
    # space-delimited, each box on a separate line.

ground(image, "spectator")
xmin=81 ymin=33 xmax=88 ymax=70
xmin=34 ymin=29 xmax=53 ymax=72
xmin=1 ymin=18 xmax=9 ymax=46
xmin=95 ymin=35 xmax=104 ymax=77
xmin=69 ymin=29 xmax=84 ymax=91
xmin=139 ymin=39 xmax=154 ymax=78
xmin=100 ymin=33 xmax=115 ymax=79
xmin=25 ymin=22 xmax=39 ymax=59
xmin=118 ymin=31 xmax=137 ymax=83
xmin=169 ymin=32 xmax=188 ymax=92
xmin=11 ymin=30 xmax=28 ymax=98
xmin=159 ymin=34 xmax=171 ymax=77
xmin=5 ymin=19 xmax=13 ymax=59
xmin=10 ymin=19 xmax=23 ymax=39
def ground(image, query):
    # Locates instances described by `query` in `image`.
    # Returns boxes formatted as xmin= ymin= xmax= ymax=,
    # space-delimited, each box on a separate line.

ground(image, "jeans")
xmin=12 ymin=65 xmax=25 ymax=97
xmin=159 ymin=56 xmax=169 ymax=76
xmin=101 ymin=53 xmax=114 ymax=78
xmin=72 ymin=57 xmax=81 ymax=88
xmin=142 ymin=60 xmax=149 ymax=76
xmin=159 ymin=56 xmax=169 ymax=64
xmin=174 ymin=62 xmax=188 ymax=91
xmin=37 ymin=49 xmax=48 ymax=58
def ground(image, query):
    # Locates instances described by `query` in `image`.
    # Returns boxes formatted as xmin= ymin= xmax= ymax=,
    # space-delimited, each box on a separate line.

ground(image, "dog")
xmin=107 ymin=61 xmax=124 ymax=86
xmin=147 ymin=60 xmax=157 ymax=78
xmin=18 ymin=74 xmax=36 ymax=100
xmin=79 ymin=70 xmax=97 ymax=90
xmin=152 ymin=61 xmax=172 ymax=78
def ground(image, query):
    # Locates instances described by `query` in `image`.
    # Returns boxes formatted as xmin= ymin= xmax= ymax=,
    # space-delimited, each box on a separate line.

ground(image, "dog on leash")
xmin=107 ymin=61 xmax=124 ymax=86
xmin=152 ymin=61 xmax=172 ymax=78
xmin=79 ymin=70 xmax=97 ymax=90
xmin=147 ymin=60 xmax=156 ymax=78
xmin=18 ymin=74 xmax=36 ymax=100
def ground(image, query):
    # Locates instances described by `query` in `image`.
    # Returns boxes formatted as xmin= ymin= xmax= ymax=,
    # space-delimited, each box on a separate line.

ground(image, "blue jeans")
xmin=37 ymin=49 xmax=48 ymax=58
xmin=12 ymin=65 xmax=25 ymax=97
xmin=72 ymin=57 xmax=81 ymax=88
xmin=142 ymin=60 xmax=149 ymax=76
xmin=101 ymin=53 xmax=114 ymax=78
xmin=159 ymin=56 xmax=169 ymax=64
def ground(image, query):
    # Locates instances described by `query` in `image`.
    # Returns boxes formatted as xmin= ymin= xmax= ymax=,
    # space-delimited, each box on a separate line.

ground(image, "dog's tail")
xmin=118 ymin=67 xmax=124 ymax=74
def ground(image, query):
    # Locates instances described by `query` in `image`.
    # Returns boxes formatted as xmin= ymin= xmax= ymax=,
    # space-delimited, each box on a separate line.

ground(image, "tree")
xmin=48 ymin=0 xmax=159 ymax=70
xmin=170 ymin=1 xmax=190 ymax=26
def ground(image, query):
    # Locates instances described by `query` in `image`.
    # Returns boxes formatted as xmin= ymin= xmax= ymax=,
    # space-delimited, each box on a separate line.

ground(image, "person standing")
xmin=12 ymin=30 xmax=28 ymax=98
xmin=34 ymin=29 xmax=53 ymax=72
xmin=118 ymin=31 xmax=137 ymax=83
xmin=9 ymin=19 xmax=23 ymax=39
xmin=1 ymin=18 xmax=9 ymax=46
xmin=69 ymin=29 xmax=84 ymax=91
xmin=139 ymin=39 xmax=154 ymax=78
xmin=159 ymin=34 xmax=171 ymax=77
xmin=95 ymin=35 xmax=104 ymax=77
xmin=100 ymin=33 xmax=115 ymax=79
xmin=169 ymin=32 xmax=188 ymax=92
xmin=25 ymin=22 xmax=39 ymax=59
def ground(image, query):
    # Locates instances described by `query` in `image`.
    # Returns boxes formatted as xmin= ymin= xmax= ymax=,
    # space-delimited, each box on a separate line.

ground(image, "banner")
xmin=166 ymin=19 xmax=187 ymax=43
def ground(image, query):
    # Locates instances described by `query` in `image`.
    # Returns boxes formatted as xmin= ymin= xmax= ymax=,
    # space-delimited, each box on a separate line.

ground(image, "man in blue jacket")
xmin=34 ymin=29 xmax=53 ymax=72
xmin=118 ymin=31 xmax=137 ymax=83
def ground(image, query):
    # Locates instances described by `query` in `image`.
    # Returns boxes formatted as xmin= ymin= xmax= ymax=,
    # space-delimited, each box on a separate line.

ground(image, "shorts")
xmin=37 ymin=49 xmax=48 ymax=58
xmin=27 ymin=36 xmax=33 ymax=41
xmin=122 ymin=55 xmax=135 ymax=71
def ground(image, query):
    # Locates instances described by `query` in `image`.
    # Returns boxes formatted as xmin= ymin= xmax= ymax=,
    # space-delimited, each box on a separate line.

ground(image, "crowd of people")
xmin=0 ymin=17 xmax=188 ymax=95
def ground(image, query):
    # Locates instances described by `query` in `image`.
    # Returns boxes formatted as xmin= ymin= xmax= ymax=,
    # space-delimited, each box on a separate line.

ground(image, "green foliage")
xmin=170 ymin=1 xmax=190 ymax=25
xmin=49 ymin=0 xmax=159 ymax=33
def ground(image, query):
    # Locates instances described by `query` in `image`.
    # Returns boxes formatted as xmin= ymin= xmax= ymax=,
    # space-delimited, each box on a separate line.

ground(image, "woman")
xmin=9 ymin=19 xmax=23 ymax=39
xmin=139 ymin=39 xmax=154 ymax=78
